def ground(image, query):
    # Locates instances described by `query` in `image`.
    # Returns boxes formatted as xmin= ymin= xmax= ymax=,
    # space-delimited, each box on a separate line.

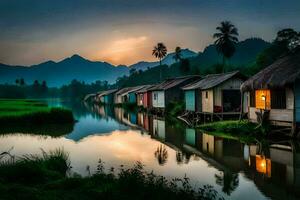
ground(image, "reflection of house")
xmin=95 ymin=91 xmax=106 ymax=103
xmin=101 ymin=89 xmax=118 ymax=104
xmin=246 ymin=142 xmax=300 ymax=199
xmin=152 ymin=118 xmax=166 ymax=140
xmin=136 ymin=85 xmax=156 ymax=108
xmin=149 ymin=76 xmax=201 ymax=109
xmin=182 ymin=71 xmax=245 ymax=113
xmin=241 ymin=52 xmax=300 ymax=133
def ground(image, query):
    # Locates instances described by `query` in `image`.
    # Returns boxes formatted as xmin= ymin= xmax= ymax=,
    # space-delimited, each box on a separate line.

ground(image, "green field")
xmin=0 ymin=99 xmax=74 ymax=125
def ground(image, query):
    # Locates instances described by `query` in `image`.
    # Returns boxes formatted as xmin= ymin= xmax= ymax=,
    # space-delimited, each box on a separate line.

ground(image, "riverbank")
xmin=0 ymin=99 xmax=74 ymax=125
xmin=196 ymin=120 xmax=264 ymax=142
xmin=0 ymin=149 xmax=222 ymax=200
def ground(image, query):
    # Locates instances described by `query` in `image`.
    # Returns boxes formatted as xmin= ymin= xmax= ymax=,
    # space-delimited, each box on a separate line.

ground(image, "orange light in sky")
xmin=93 ymin=36 xmax=153 ymax=65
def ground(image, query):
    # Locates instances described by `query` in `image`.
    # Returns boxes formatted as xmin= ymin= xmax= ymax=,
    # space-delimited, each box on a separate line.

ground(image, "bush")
xmin=166 ymin=101 xmax=185 ymax=116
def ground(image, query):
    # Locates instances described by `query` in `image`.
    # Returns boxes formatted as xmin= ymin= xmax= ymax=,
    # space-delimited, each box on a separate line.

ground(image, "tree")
xmin=152 ymin=43 xmax=167 ymax=66
xmin=173 ymin=46 xmax=182 ymax=62
xmin=275 ymin=28 xmax=300 ymax=52
xmin=255 ymin=28 xmax=300 ymax=72
xmin=152 ymin=43 xmax=167 ymax=81
xmin=213 ymin=21 xmax=239 ymax=72
xmin=179 ymin=58 xmax=190 ymax=74
xmin=20 ymin=78 xmax=25 ymax=86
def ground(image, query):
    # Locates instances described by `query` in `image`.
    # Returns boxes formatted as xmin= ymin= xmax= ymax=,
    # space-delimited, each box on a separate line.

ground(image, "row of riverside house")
xmin=85 ymin=52 xmax=300 ymax=134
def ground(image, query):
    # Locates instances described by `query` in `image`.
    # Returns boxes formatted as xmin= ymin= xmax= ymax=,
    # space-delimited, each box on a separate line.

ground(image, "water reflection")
xmin=1 ymin=102 xmax=300 ymax=200
xmin=154 ymin=145 xmax=168 ymax=165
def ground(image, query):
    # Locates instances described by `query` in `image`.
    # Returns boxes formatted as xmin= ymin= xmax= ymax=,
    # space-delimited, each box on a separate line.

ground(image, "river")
xmin=0 ymin=99 xmax=299 ymax=200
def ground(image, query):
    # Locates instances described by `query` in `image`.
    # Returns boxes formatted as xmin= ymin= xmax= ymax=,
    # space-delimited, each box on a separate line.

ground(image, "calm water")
xmin=0 ymin=99 xmax=299 ymax=200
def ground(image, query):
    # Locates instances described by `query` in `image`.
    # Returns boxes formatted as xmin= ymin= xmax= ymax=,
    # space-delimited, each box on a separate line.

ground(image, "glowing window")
xmin=255 ymin=90 xmax=271 ymax=110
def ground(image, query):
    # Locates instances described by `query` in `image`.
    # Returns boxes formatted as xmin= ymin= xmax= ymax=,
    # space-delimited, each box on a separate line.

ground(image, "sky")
xmin=0 ymin=0 xmax=300 ymax=66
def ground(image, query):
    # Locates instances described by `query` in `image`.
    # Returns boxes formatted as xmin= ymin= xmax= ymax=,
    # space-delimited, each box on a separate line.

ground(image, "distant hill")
xmin=0 ymin=38 xmax=270 ymax=87
xmin=129 ymin=49 xmax=197 ymax=71
xmin=191 ymin=38 xmax=271 ymax=69
xmin=0 ymin=55 xmax=129 ymax=87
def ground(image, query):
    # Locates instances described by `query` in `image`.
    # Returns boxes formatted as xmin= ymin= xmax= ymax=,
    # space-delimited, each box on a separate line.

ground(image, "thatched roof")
xmin=182 ymin=71 xmax=242 ymax=90
xmin=241 ymin=52 xmax=300 ymax=92
xmin=149 ymin=75 xmax=201 ymax=91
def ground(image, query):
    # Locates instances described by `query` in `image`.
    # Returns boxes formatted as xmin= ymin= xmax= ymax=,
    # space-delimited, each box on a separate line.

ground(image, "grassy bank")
xmin=0 ymin=150 xmax=222 ymax=200
xmin=0 ymin=99 xmax=74 ymax=125
xmin=197 ymin=120 xmax=262 ymax=142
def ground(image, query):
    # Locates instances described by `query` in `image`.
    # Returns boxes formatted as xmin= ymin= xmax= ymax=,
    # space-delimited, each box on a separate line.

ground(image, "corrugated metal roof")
xmin=83 ymin=93 xmax=96 ymax=101
xmin=115 ymin=87 xmax=135 ymax=95
xmin=182 ymin=71 xmax=241 ymax=90
xmin=135 ymin=85 xmax=156 ymax=93
xmin=149 ymin=75 xmax=201 ymax=91
xmin=101 ymin=89 xmax=118 ymax=96
xmin=118 ymin=85 xmax=146 ymax=97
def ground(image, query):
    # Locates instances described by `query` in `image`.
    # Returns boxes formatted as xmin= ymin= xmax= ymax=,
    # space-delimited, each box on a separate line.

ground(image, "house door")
xmin=222 ymin=90 xmax=241 ymax=112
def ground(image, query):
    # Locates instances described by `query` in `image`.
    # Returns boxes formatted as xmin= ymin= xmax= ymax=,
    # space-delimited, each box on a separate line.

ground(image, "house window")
xmin=205 ymin=91 xmax=208 ymax=99
xmin=255 ymin=90 xmax=271 ymax=110
xmin=154 ymin=93 xmax=157 ymax=100
xmin=271 ymin=89 xmax=286 ymax=109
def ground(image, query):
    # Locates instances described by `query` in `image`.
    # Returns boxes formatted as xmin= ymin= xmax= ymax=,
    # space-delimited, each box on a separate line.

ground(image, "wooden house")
xmin=241 ymin=52 xmax=300 ymax=134
xmin=128 ymin=85 xmax=152 ymax=104
xmin=83 ymin=93 xmax=96 ymax=102
xmin=149 ymin=76 xmax=201 ymax=110
xmin=95 ymin=91 xmax=106 ymax=103
xmin=114 ymin=86 xmax=145 ymax=104
xmin=136 ymin=85 xmax=156 ymax=108
xmin=182 ymin=71 xmax=245 ymax=114
xmin=100 ymin=89 xmax=118 ymax=104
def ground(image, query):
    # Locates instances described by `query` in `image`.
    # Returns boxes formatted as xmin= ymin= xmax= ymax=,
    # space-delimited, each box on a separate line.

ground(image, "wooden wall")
xmin=249 ymin=107 xmax=294 ymax=123
xmin=246 ymin=86 xmax=297 ymax=124
xmin=153 ymin=118 xmax=166 ymax=139
xmin=202 ymin=89 xmax=214 ymax=113
xmin=152 ymin=91 xmax=165 ymax=108
xmin=295 ymin=81 xmax=300 ymax=123
xmin=137 ymin=93 xmax=143 ymax=106
xmin=213 ymin=78 xmax=244 ymax=107
xmin=185 ymin=90 xmax=196 ymax=111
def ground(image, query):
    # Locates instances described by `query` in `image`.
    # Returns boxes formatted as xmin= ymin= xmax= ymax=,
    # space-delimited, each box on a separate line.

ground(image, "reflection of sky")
xmin=66 ymin=115 xmax=128 ymax=141
xmin=0 ymin=130 xmax=266 ymax=200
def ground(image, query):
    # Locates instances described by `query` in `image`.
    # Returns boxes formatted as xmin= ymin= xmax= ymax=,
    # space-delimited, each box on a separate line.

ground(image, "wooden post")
xmin=239 ymin=91 xmax=244 ymax=121
xmin=292 ymin=83 xmax=297 ymax=137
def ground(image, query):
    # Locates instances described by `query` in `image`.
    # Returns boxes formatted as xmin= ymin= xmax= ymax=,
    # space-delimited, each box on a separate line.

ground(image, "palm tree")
xmin=173 ymin=46 xmax=182 ymax=62
xmin=152 ymin=43 xmax=167 ymax=80
xmin=213 ymin=21 xmax=239 ymax=72
xmin=152 ymin=43 xmax=167 ymax=65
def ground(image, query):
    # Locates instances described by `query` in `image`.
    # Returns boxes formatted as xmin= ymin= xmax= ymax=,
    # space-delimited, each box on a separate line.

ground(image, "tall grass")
xmin=0 ymin=148 xmax=70 ymax=184
xmin=0 ymin=149 xmax=223 ymax=200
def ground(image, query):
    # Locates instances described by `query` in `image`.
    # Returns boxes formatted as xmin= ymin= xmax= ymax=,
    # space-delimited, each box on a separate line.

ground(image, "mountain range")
xmin=0 ymin=38 xmax=270 ymax=87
